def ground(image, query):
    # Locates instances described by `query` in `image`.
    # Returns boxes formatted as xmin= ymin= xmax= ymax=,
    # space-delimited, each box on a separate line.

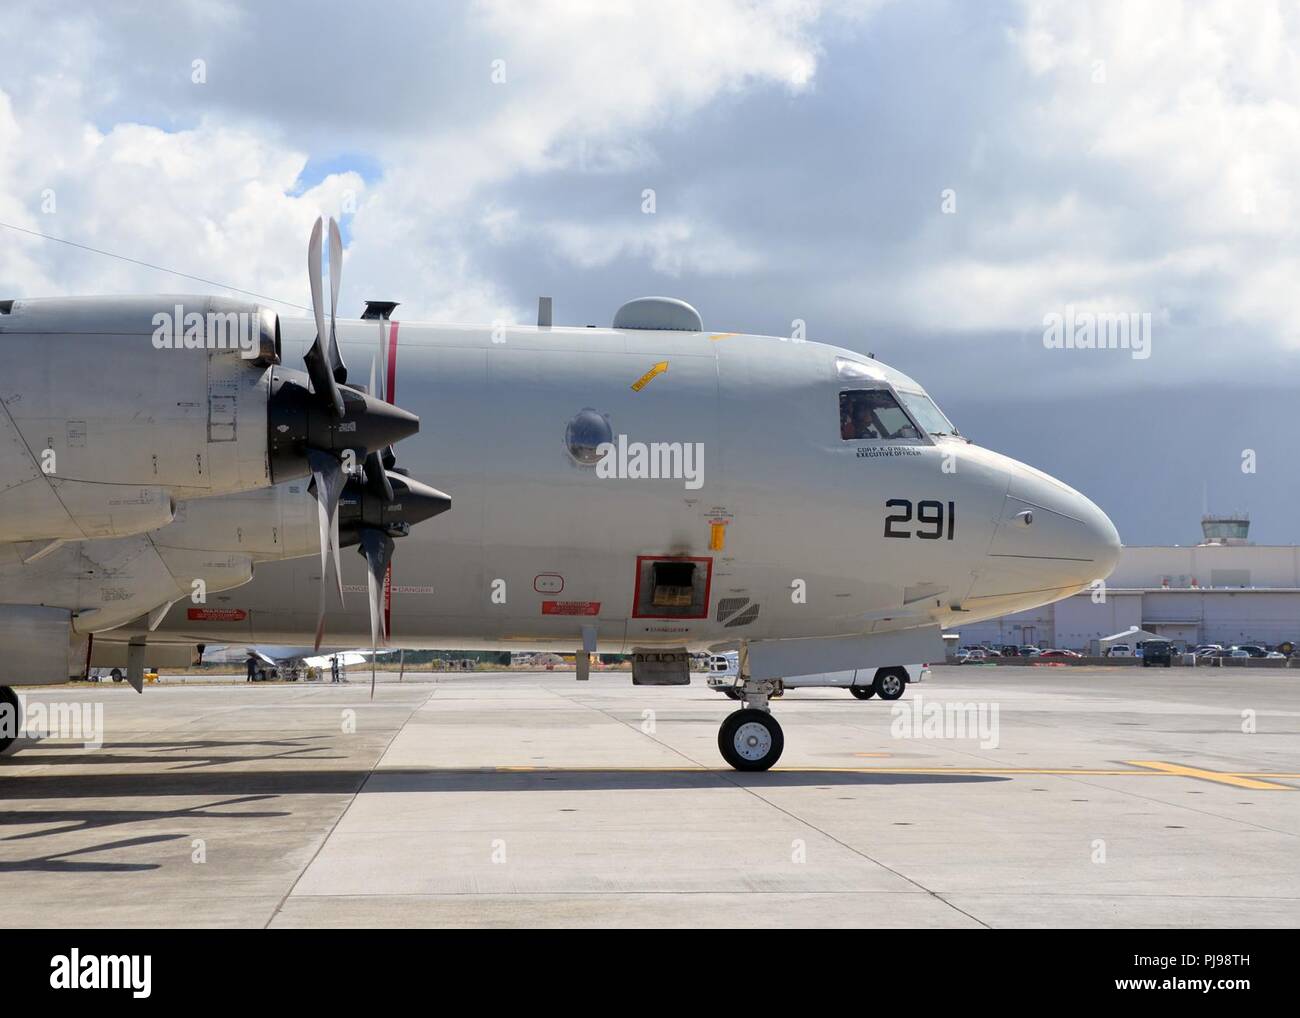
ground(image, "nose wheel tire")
xmin=0 ymin=686 xmax=20 ymax=756
xmin=849 ymin=685 xmax=876 ymax=700
xmin=718 ymin=708 xmax=784 ymax=771
xmin=873 ymin=667 xmax=907 ymax=701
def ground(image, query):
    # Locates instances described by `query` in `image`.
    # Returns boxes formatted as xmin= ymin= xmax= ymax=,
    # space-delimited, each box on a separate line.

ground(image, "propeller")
xmin=336 ymin=304 xmax=451 ymax=695
xmin=337 ymin=464 xmax=451 ymax=696
xmin=263 ymin=216 xmax=420 ymax=650
xmin=282 ymin=225 xmax=448 ymax=679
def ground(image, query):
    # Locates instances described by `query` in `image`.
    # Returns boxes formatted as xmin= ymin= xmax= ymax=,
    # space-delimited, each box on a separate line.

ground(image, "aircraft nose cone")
xmin=1088 ymin=501 xmax=1123 ymax=578
xmin=990 ymin=464 xmax=1122 ymax=590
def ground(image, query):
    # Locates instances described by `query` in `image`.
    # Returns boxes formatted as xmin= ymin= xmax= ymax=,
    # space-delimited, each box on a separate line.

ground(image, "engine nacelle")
xmin=0 ymin=479 xmax=323 ymax=645
xmin=0 ymin=294 xmax=279 ymax=542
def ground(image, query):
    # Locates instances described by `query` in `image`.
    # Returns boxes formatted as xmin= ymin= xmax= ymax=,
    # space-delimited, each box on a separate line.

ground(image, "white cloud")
xmin=1 ymin=0 xmax=1298 ymax=369
xmin=0 ymin=0 xmax=842 ymax=323
xmin=0 ymin=104 xmax=361 ymax=308
xmin=541 ymin=216 xmax=765 ymax=277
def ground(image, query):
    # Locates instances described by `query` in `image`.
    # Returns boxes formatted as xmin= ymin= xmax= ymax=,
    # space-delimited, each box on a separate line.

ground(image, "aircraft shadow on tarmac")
xmin=0 ymin=767 xmax=1008 ymax=801
xmin=2 ymin=735 xmax=347 ymax=770
xmin=0 ymin=834 xmax=184 ymax=873
xmin=360 ymin=770 xmax=1010 ymax=793
xmin=0 ymin=795 xmax=289 ymax=843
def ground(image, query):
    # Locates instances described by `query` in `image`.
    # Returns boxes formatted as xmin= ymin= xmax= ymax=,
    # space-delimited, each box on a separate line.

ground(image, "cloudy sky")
xmin=1 ymin=0 xmax=1296 ymax=545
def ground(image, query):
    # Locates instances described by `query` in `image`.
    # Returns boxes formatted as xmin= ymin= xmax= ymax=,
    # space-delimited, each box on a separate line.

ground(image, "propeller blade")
xmin=373 ymin=317 xmax=396 ymax=468
xmin=308 ymin=217 xmax=326 ymax=344
xmin=308 ymin=449 xmax=349 ymax=651
xmin=330 ymin=495 xmax=343 ymax=606
xmin=364 ymin=451 xmax=394 ymax=503
xmin=327 ymin=217 xmax=347 ymax=384
xmin=358 ymin=527 xmax=395 ymax=700
xmin=359 ymin=528 xmax=394 ymax=644
xmin=304 ymin=218 xmax=344 ymax=418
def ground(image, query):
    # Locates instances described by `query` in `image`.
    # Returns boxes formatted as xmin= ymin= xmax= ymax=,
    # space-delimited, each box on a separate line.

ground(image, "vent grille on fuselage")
xmin=725 ymin=603 xmax=760 ymax=628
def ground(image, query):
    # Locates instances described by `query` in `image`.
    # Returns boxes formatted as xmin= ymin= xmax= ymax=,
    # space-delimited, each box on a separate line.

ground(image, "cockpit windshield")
xmin=897 ymin=390 xmax=959 ymax=438
xmin=839 ymin=389 xmax=922 ymax=441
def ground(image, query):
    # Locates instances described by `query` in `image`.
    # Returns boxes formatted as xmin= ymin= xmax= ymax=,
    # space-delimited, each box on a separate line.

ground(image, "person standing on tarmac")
xmin=246 ymin=653 xmax=258 ymax=683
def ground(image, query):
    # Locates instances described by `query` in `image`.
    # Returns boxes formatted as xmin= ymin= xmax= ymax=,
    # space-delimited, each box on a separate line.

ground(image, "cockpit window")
xmin=834 ymin=356 xmax=884 ymax=382
xmin=839 ymin=389 xmax=923 ymax=441
xmin=897 ymin=390 xmax=959 ymax=437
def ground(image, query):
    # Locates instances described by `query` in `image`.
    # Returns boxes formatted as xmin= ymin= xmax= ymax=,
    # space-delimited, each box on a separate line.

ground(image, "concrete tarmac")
xmin=1 ymin=666 xmax=1297 ymax=928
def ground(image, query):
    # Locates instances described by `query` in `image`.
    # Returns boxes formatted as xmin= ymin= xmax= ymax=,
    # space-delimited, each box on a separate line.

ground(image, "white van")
xmin=705 ymin=652 xmax=927 ymax=701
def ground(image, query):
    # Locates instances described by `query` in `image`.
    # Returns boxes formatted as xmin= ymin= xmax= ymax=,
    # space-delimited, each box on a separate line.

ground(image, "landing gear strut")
xmin=717 ymin=649 xmax=785 ymax=771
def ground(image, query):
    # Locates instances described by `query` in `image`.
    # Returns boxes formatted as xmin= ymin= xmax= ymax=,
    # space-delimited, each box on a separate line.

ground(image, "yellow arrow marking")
xmin=709 ymin=332 xmax=739 ymax=342
xmin=631 ymin=361 xmax=669 ymax=391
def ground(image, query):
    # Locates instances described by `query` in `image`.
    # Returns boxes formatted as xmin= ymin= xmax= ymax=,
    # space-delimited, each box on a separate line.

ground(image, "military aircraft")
xmin=0 ymin=220 xmax=1120 ymax=769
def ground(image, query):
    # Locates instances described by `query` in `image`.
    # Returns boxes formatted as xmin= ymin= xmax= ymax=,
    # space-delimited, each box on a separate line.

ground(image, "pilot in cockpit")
xmin=840 ymin=391 xmax=882 ymax=440
xmin=840 ymin=388 xmax=923 ymax=442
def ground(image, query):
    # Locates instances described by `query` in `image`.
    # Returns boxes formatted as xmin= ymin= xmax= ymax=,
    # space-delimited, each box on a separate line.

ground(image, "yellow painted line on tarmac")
xmin=708 ymin=332 xmax=739 ymax=342
xmin=473 ymin=761 xmax=1300 ymax=788
xmin=1126 ymin=760 xmax=1296 ymax=791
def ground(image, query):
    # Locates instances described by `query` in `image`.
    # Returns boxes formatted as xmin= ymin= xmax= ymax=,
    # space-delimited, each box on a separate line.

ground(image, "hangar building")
xmin=959 ymin=515 xmax=1300 ymax=652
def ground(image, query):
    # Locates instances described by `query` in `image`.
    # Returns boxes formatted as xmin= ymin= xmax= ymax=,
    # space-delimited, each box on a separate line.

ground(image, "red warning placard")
xmin=541 ymin=601 xmax=600 ymax=616
xmin=186 ymin=608 xmax=248 ymax=622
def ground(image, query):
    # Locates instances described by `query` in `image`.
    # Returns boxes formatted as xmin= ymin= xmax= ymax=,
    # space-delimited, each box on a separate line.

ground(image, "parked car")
xmin=1235 ymin=645 xmax=1267 ymax=658
xmin=1019 ymin=646 xmax=1042 ymax=657
xmin=1039 ymin=649 xmax=1081 ymax=659
xmin=965 ymin=649 xmax=989 ymax=662
xmin=999 ymin=645 xmax=1020 ymax=657
xmin=704 ymin=654 xmax=929 ymax=701
xmin=1105 ymin=643 xmax=1133 ymax=658
xmin=1265 ymin=651 xmax=1286 ymax=660
xmin=1140 ymin=639 xmax=1173 ymax=667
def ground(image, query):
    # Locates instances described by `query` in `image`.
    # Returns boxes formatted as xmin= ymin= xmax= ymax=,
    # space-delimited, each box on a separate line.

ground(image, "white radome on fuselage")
xmin=138 ymin=315 xmax=1121 ymax=653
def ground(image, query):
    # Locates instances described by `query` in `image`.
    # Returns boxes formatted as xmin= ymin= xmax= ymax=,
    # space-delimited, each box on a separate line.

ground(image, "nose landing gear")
xmin=718 ymin=705 xmax=784 ymax=770
xmin=0 ymin=686 xmax=21 ymax=756
xmin=717 ymin=656 xmax=785 ymax=770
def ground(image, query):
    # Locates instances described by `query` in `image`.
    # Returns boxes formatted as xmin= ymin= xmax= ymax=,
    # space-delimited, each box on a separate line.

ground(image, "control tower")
xmin=1199 ymin=513 xmax=1251 ymax=546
